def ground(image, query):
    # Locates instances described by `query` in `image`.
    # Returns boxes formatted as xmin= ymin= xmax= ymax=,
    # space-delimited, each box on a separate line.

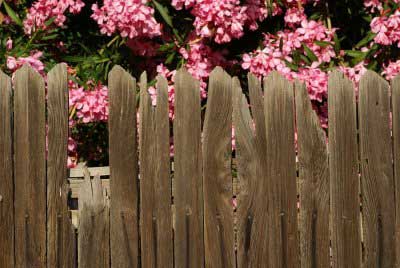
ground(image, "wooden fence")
xmin=0 ymin=63 xmax=400 ymax=267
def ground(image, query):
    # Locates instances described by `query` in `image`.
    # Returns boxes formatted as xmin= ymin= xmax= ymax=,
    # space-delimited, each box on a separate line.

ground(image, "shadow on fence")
xmin=0 ymin=64 xmax=400 ymax=267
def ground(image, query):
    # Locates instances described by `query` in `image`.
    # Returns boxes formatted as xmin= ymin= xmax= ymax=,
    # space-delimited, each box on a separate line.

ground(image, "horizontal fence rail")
xmin=0 ymin=64 xmax=400 ymax=267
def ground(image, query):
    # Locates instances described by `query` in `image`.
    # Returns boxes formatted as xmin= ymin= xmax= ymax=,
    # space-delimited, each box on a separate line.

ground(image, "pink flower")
xmin=284 ymin=7 xmax=307 ymax=27
xmin=6 ymin=51 xmax=45 ymax=74
xmin=6 ymin=38 xmax=13 ymax=50
xmin=91 ymin=0 xmax=161 ymax=39
xmin=172 ymin=0 xmax=267 ymax=43
xmin=24 ymin=0 xmax=85 ymax=35
xmin=382 ymin=60 xmax=400 ymax=80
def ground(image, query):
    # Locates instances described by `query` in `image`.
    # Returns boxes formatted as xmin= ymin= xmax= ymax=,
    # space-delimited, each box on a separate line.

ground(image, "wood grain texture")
xmin=14 ymin=65 xmax=46 ymax=268
xmin=0 ymin=70 xmax=14 ymax=267
xmin=173 ymin=68 xmax=204 ymax=268
xmin=47 ymin=63 xmax=75 ymax=268
xmin=392 ymin=75 xmax=400 ymax=267
xmin=264 ymin=71 xmax=299 ymax=268
xmin=78 ymin=168 xmax=110 ymax=268
xmin=232 ymin=77 xmax=265 ymax=267
xmin=139 ymin=71 xmax=156 ymax=267
xmin=203 ymin=67 xmax=234 ymax=268
xmin=139 ymin=73 xmax=173 ymax=268
xmin=295 ymin=81 xmax=329 ymax=268
xmin=328 ymin=70 xmax=361 ymax=268
xmin=154 ymin=75 xmax=173 ymax=267
xmin=358 ymin=71 xmax=395 ymax=268
xmin=108 ymin=66 xmax=139 ymax=268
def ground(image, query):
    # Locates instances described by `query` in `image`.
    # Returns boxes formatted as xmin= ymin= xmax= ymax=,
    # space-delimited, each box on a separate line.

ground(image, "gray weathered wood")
xmin=108 ymin=66 xmax=139 ymax=268
xmin=139 ymin=73 xmax=173 ymax=268
xmin=139 ymin=71 xmax=156 ymax=267
xmin=328 ymin=70 xmax=361 ymax=268
xmin=173 ymin=68 xmax=204 ymax=268
xmin=78 ymin=168 xmax=110 ymax=268
xmin=391 ymin=75 xmax=400 ymax=267
xmin=0 ymin=70 xmax=14 ymax=267
xmin=359 ymin=71 xmax=395 ymax=267
xmin=295 ymin=81 xmax=329 ymax=268
xmin=233 ymin=77 xmax=263 ymax=267
xmin=154 ymin=75 xmax=173 ymax=267
xmin=14 ymin=65 xmax=47 ymax=267
xmin=47 ymin=63 xmax=75 ymax=268
xmin=264 ymin=71 xmax=299 ymax=267
xmin=203 ymin=67 xmax=234 ymax=267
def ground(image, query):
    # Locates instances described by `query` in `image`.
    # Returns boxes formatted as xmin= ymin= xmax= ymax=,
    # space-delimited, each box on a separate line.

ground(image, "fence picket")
xmin=139 ymin=73 xmax=173 ymax=268
xmin=233 ymin=77 xmax=268 ymax=267
xmin=328 ymin=71 xmax=361 ymax=268
xmin=173 ymin=68 xmax=204 ymax=268
xmin=47 ymin=63 xmax=76 ymax=268
xmin=78 ymin=169 xmax=110 ymax=268
xmin=0 ymin=70 xmax=14 ymax=268
xmin=264 ymin=72 xmax=299 ymax=267
xmin=391 ymin=75 xmax=400 ymax=267
xmin=359 ymin=71 xmax=396 ymax=267
xmin=108 ymin=66 xmax=139 ymax=268
xmin=203 ymin=67 xmax=235 ymax=267
xmin=154 ymin=75 xmax=174 ymax=267
xmin=295 ymin=81 xmax=329 ymax=268
xmin=14 ymin=65 xmax=47 ymax=267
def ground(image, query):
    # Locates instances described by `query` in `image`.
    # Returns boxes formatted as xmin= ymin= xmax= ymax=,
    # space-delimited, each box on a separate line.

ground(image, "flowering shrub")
xmin=2 ymin=0 xmax=400 ymax=166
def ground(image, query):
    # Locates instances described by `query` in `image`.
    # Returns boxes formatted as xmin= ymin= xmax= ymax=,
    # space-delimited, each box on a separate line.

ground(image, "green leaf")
xmin=42 ymin=34 xmax=58 ymax=40
xmin=355 ymin=32 xmax=376 ymax=48
xmin=314 ymin=40 xmax=332 ymax=48
xmin=3 ymin=1 xmax=22 ymax=26
xmin=153 ymin=0 xmax=173 ymax=28
xmin=165 ymin=51 xmax=176 ymax=64
xmin=44 ymin=17 xmax=56 ymax=27
xmin=345 ymin=50 xmax=367 ymax=58
xmin=333 ymin=33 xmax=341 ymax=54
xmin=284 ymin=60 xmax=299 ymax=72
xmin=302 ymin=43 xmax=318 ymax=62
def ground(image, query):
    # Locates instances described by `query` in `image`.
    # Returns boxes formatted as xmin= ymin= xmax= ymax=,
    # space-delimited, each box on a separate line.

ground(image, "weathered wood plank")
xmin=14 ymin=65 xmax=47 ymax=268
xmin=392 ymin=75 xmax=400 ymax=267
xmin=139 ymin=71 xmax=156 ymax=268
xmin=328 ymin=70 xmax=361 ymax=268
xmin=108 ymin=66 xmax=139 ymax=268
xmin=264 ymin=72 xmax=299 ymax=268
xmin=78 ymin=168 xmax=110 ymax=268
xmin=47 ymin=63 xmax=75 ymax=268
xmin=359 ymin=71 xmax=395 ymax=267
xmin=173 ymin=68 xmax=204 ymax=268
xmin=69 ymin=166 xmax=110 ymax=178
xmin=232 ymin=77 xmax=262 ymax=267
xmin=154 ymin=75 xmax=173 ymax=267
xmin=0 ymin=70 xmax=14 ymax=267
xmin=203 ymin=67 xmax=234 ymax=267
xmin=295 ymin=81 xmax=329 ymax=268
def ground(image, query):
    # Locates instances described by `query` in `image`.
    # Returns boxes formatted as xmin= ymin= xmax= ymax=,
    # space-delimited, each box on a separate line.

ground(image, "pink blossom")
xmin=24 ymin=0 xmax=85 ymax=35
xmin=382 ymin=60 xmax=400 ymax=80
xmin=91 ymin=0 xmax=161 ymax=39
xmin=371 ymin=9 xmax=400 ymax=47
xmin=284 ymin=7 xmax=307 ymax=27
xmin=172 ymin=0 xmax=267 ymax=43
xmin=339 ymin=62 xmax=368 ymax=89
xmin=69 ymin=81 xmax=109 ymax=124
xmin=6 ymin=38 xmax=13 ymax=50
xmin=6 ymin=51 xmax=45 ymax=74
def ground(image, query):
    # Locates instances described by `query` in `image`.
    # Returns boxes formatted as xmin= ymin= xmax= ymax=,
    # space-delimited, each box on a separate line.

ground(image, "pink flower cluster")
xmin=23 ymin=0 xmax=85 ymax=35
xmin=179 ymin=36 xmax=233 ymax=93
xmin=371 ymin=9 xmax=400 ymax=46
xmin=382 ymin=60 xmax=400 ymax=80
xmin=172 ymin=0 xmax=267 ymax=43
xmin=91 ymin=0 xmax=161 ymax=39
xmin=242 ymin=15 xmax=336 ymax=102
xmin=6 ymin=51 xmax=45 ymax=74
xmin=69 ymin=81 xmax=109 ymax=124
